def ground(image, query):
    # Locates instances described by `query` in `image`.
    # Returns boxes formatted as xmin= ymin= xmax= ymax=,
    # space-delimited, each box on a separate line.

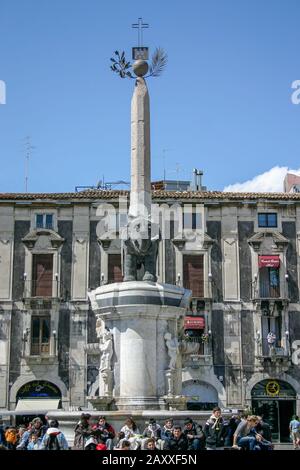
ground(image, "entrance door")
xmin=252 ymin=399 xmax=296 ymax=442
xmin=252 ymin=400 xmax=279 ymax=441
xmin=279 ymin=401 xmax=295 ymax=442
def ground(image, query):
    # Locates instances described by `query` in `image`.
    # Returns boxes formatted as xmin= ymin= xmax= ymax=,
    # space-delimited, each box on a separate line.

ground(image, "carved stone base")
xmin=113 ymin=396 xmax=167 ymax=411
xmin=86 ymin=396 xmax=114 ymax=411
xmin=163 ymin=395 xmax=188 ymax=411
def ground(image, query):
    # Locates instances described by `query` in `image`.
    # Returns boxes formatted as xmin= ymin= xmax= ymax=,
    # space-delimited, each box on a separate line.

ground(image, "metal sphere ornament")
xmin=132 ymin=60 xmax=149 ymax=77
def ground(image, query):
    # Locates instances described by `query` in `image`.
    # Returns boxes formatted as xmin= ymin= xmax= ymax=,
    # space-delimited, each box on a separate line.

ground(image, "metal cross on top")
xmin=132 ymin=17 xmax=149 ymax=61
xmin=132 ymin=17 xmax=149 ymax=47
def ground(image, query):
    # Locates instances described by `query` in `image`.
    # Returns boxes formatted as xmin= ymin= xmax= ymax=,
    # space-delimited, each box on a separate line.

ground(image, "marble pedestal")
xmin=88 ymin=281 xmax=191 ymax=411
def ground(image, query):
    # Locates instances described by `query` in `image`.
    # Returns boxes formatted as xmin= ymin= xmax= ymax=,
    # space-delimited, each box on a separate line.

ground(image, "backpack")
xmin=45 ymin=433 xmax=61 ymax=450
xmin=5 ymin=429 xmax=17 ymax=445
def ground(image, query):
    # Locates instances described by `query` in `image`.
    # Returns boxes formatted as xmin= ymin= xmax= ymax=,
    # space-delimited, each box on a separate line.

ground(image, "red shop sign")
xmin=259 ymin=255 xmax=280 ymax=268
xmin=184 ymin=316 xmax=205 ymax=329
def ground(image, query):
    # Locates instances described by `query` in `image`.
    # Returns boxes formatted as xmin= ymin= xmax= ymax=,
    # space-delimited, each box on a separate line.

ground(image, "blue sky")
xmin=0 ymin=0 xmax=300 ymax=193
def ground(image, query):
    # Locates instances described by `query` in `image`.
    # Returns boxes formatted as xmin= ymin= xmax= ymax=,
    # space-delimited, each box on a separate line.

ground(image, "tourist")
xmin=120 ymin=417 xmax=141 ymax=449
xmin=144 ymin=438 xmax=156 ymax=451
xmin=118 ymin=439 xmax=131 ymax=450
xmin=40 ymin=419 xmax=69 ymax=450
xmin=16 ymin=422 xmax=32 ymax=450
xmin=113 ymin=431 xmax=126 ymax=449
xmin=224 ymin=414 xmax=241 ymax=447
xmin=31 ymin=417 xmax=47 ymax=440
xmin=73 ymin=413 xmax=92 ymax=450
xmin=232 ymin=415 xmax=261 ymax=450
xmin=142 ymin=418 xmax=161 ymax=449
xmin=204 ymin=406 xmax=226 ymax=450
xmin=92 ymin=416 xmax=115 ymax=450
xmin=183 ymin=417 xmax=205 ymax=450
xmin=27 ymin=432 xmax=40 ymax=450
xmin=164 ymin=425 xmax=189 ymax=451
xmin=289 ymin=415 xmax=300 ymax=449
xmin=158 ymin=418 xmax=174 ymax=449
xmin=4 ymin=425 xmax=18 ymax=450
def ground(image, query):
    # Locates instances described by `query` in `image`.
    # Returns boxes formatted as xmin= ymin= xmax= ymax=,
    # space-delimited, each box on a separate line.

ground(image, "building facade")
xmin=1 ymin=188 xmax=300 ymax=441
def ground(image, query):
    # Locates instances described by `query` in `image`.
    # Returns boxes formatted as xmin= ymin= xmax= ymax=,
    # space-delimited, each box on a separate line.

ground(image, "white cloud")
xmin=224 ymin=166 xmax=300 ymax=193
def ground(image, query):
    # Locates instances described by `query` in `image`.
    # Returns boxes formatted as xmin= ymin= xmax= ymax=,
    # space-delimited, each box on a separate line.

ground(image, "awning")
xmin=259 ymin=255 xmax=280 ymax=268
xmin=184 ymin=316 xmax=205 ymax=329
xmin=15 ymin=398 xmax=60 ymax=412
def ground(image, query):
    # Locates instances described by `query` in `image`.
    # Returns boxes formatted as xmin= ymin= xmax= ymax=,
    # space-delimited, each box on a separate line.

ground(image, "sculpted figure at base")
xmin=100 ymin=328 xmax=113 ymax=371
xmin=164 ymin=332 xmax=179 ymax=370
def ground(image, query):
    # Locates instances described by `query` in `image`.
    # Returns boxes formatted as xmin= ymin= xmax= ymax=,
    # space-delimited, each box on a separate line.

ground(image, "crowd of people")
xmin=0 ymin=407 xmax=282 ymax=451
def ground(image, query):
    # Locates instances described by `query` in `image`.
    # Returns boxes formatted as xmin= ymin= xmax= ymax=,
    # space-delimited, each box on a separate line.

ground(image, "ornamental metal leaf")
xmin=148 ymin=47 xmax=168 ymax=77
xmin=110 ymin=50 xmax=133 ymax=79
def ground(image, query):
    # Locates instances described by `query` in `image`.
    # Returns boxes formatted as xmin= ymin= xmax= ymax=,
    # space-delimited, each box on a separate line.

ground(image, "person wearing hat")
xmin=141 ymin=418 xmax=161 ymax=449
xmin=183 ymin=418 xmax=206 ymax=450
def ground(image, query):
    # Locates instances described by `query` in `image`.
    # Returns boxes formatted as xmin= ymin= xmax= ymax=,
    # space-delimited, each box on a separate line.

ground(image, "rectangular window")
xmin=35 ymin=213 xmax=53 ymax=229
xmin=31 ymin=316 xmax=50 ymax=355
xmin=183 ymin=210 xmax=201 ymax=230
xmin=36 ymin=214 xmax=44 ymax=229
xmin=45 ymin=214 xmax=53 ymax=229
xmin=261 ymin=316 xmax=282 ymax=356
xmin=258 ymin=213 xmax=277 ymax=228
xmin=259 ymin=267 xmax=280 ymax=298
xmin=183 ymin=255 xmax=204 ymax=297
xmin=108 ymin=254 xmax=123 ymax=283
xmin=32 ymin=254 xmax=53 ymax=296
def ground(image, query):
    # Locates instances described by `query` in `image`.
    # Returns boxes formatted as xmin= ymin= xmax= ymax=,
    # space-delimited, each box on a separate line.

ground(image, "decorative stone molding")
xmin=172 ymin=233 xmax=214 ymax=251
xmin=163 ymin=395 xmax=187 ymax=411
xmin=86 ymin=396 xmax=114 ymax=410
xmin=22 ymin=229 xmax=64 ymax=251
xmin=76 ymin=237 xmax=87 ymax=244
xmin=0 ymin=239 xmax=10 ymax=244
xmin=248 ymin=231 xmax=289 ymax=252
xmin=97 ymin=238 xmax=112 ymax=251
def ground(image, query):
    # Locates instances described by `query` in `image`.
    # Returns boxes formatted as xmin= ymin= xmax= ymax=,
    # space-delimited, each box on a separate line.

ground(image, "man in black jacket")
xmin=183 ymin=418 xmax=206 ymax=450
xmin=204 ymin=407 xmax=226 ymax=450
xmin=165 ymin=426 xmax=189 ymax=451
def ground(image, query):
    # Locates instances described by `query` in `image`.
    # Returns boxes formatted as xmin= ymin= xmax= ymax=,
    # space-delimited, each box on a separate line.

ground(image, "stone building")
xmin=1 ymin=188 xmax=300 ymax=441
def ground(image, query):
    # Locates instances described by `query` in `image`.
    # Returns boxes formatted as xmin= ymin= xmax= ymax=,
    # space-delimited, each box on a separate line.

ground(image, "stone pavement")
xmin=273 ymin=443 xmax=294 ymax=450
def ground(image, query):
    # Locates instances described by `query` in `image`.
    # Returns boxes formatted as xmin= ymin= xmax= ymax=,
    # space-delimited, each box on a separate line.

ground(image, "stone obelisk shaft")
xmin=129 ymin=77 xmax=151 ymax=219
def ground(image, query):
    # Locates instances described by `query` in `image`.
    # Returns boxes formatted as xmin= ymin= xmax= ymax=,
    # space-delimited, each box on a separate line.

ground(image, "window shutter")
xmin=108 ymin=254 xmax=123 ymax=283
xmin=183 ymin=255 xmax=204 ymax=297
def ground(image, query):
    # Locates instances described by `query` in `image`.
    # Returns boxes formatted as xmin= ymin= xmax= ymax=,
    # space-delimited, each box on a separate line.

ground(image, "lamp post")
xmin=242 ymin=376 xmax=248 ymax=409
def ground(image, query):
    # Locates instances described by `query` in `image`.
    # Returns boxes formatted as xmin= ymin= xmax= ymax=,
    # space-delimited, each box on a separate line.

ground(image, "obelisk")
xmin=123 ymin=59 xmax=159 ymax=282
xmin=129 ymin=74 xmax=151 ymax=220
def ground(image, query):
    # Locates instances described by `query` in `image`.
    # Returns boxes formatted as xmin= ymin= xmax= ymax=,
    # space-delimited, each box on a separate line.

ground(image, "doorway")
xmin=251 ymin=379 xmax=296 ymax=442
xmin=252 ymin=399 xmax=295 ymax=442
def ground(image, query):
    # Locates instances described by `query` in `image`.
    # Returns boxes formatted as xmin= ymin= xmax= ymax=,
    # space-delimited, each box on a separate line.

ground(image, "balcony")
xmin=22 ymin=280 xmax=62 ymax=309
xmin=256 ymin=351 xmax=291 ymax=370
xmin=252 ymin=298 xmax=289 ymax=315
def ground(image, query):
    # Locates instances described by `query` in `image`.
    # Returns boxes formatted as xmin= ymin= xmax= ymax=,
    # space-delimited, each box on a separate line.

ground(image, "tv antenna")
xmin=169 ymin=162 xmax=184 ymax=190
xmin=23 ymin=136 xmax=35 ymax=192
